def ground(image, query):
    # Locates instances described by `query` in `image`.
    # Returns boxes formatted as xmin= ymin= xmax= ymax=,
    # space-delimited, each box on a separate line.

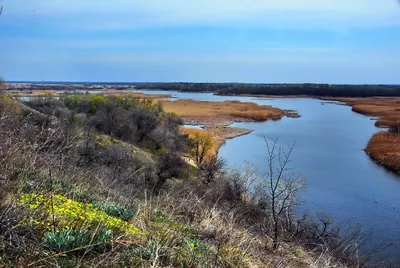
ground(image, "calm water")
xmin=141 ymin=90 xmax=400 ymax=260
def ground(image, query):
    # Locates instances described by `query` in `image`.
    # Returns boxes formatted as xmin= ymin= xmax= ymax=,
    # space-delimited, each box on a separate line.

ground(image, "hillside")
xmin=0 ymin=94 xmax=371 ymax=267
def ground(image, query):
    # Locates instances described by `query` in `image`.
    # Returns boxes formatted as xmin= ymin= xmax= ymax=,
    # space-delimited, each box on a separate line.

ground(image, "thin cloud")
xmin=253 ymin=47 xmax=338 ymax=53
xmin=4 ymin=0 xmax=400 ymax=30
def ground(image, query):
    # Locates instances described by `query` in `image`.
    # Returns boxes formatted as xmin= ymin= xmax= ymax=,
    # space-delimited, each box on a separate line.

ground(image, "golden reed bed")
xmin=165 ymin=99 xmax=287 ymax=157
xmin=327 ymin=97 xmax=400 ymax=127
xmin=366 ymin=132 xmax=400 ymax=173
xmin=162 ymin=99 xmax=284 ymax=121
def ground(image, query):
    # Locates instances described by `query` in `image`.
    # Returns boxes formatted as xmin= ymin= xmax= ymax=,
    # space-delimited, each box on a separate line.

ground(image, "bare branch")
xmin=261 ymin=137 xmax=305 ymax=250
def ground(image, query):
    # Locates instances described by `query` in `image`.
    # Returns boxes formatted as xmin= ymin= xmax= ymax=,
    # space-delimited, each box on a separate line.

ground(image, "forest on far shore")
xmin=134 ymin=83 xmax=400 ymax=97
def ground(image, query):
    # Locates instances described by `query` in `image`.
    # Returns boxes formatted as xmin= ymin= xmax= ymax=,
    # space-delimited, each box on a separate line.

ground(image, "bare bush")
xmin=199 ymin=155 xmax=225 ymax=184
xmin=152 ymin=153 xmax=186 ymax=194
xmin=259 ymin=138 xmax=305 ymax=250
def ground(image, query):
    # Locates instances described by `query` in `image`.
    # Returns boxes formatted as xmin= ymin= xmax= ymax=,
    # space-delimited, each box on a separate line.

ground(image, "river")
xmin=136 ymin=89 xmax=400 ymax=261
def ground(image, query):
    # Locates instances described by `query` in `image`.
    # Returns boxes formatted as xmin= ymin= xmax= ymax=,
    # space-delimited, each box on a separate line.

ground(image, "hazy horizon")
xmin=5 ymin=80 xmax=400 ymax=86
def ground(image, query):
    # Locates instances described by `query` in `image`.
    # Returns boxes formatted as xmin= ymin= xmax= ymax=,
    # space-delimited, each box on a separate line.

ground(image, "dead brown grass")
xmin=366 ymin=132 xmax=400 ymax=173
xmin=7 ymin=90 xmax=59 ymax=97
xmin=163 ymin=99 xmax=285 ymax=121
xmin=326 ymin=97 xmax=400 ymax=127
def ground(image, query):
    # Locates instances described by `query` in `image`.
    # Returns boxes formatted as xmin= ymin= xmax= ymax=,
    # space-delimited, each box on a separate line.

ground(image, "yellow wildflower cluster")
xmin=19 ymin=194 xmax=141 ymax=235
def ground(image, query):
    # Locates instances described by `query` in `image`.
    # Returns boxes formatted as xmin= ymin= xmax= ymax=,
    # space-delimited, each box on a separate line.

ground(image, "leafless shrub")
xmin=152 ymin=153 xmax=186 ymax=195
xmin=199 ymin=155 xmax=225 ymax=184
xmin=259 ymin=138 xmax=305 ymax=250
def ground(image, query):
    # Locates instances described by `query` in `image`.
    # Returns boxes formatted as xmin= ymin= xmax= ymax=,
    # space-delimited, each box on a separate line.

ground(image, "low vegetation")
xmin=366 ymin=130 xmax=400 ymax=173
xmin=7 ymin=88 xmax=170 ymax=100
xmin=328 ymin=97 xmax=400 ymax=127
xmin=162 ymin=99 xmax=285 ymax=121
xmin=0 ymin=94 xmax=383 ymax=267
xmin=326 ymin=97 xmax=400 ymax=173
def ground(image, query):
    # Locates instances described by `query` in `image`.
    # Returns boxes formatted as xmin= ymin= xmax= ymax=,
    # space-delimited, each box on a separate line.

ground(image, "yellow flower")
xmin=19 ymin=193 xmax=141 ymax=235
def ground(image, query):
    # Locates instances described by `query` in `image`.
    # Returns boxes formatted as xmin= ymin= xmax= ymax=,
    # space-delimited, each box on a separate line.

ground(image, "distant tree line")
xmin=7 ymin=81 xmax=400 ymax=97
xmin=134 ymin=83 xmax=400 ymax=97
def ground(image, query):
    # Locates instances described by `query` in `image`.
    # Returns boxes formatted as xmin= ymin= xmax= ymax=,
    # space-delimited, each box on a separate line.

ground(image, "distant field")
xmin=6 ymin=90 xmax=170 ymax=100
xmin=162 ymin=99 xmax=284 ymax=121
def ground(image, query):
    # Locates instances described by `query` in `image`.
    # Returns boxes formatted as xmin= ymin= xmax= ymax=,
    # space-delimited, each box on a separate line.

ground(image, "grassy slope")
xmin=0 ymin=97 xmax=332 ymax=268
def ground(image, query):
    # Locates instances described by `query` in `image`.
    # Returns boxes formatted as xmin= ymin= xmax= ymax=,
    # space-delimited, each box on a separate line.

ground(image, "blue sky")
xmin=1 ymin=0 xmax=400 ymax=83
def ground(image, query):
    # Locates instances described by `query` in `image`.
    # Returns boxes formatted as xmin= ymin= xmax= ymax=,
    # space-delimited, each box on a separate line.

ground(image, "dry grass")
xmin=366 ymin=132 xmax=400 ymax=173
xmin=327 ymin=97 xmax=400 ymax=127
xmin=163 ymin=99 xmax=285 ymax=121
xmin=7 ymin=90 xmax=59 ymax=97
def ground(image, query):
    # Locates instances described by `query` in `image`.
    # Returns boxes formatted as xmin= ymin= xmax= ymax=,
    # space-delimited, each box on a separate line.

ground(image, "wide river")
xmin=137 ymin=90 xmax=400 ymax=261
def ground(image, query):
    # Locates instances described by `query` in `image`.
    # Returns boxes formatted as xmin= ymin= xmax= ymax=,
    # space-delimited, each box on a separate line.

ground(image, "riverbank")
xmin=321 ymin=97 xmax=400 ymax=127
xmin=320 ymin=97 xmax=400 ymax=173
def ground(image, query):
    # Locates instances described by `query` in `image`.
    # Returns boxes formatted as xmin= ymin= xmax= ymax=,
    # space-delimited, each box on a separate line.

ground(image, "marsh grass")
xmin=327 ymin=97 xmax=400 ymax=127
xmin=325 ymin=97 xmax=400 ymax=175
xmin=163 ymin=99 xmax=284 ymax=121
xmin=366 ymin=131 xmax=400 ymax=173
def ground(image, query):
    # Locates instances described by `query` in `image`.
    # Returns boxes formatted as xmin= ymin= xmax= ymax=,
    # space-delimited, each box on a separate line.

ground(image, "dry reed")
xmin=163 ymin=99 xmax=284 ymax=121
xmin=366 ymin=132 xmax=400 ymax=173
xmin=327 ymin=97 xmax=400 ymax=127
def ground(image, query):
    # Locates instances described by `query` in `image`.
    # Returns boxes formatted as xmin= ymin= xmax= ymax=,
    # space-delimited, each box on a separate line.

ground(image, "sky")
xmin=1 ymin=0 xmax=400 ymax=84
